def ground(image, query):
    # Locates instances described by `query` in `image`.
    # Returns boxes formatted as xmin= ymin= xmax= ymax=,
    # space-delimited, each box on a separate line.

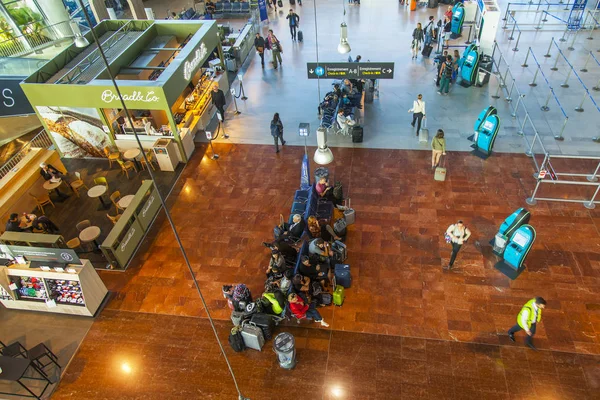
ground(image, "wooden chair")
xmin=29 ymin=193 xmax=54 ymax=214
xmin=93 ymin=177 xmax=108 ymax=188
xmin=109 ymin=191 xmax=124 ymax=214
xmin=116 ymin=159 xmax=136 ymax=179
xmin=104 ymin=146 xmax=121 ymax=168
xmin=140 ymin=150 xmax=156 ymax=171
xmin=70 ymin=172 xmax=89 ymax=197
xmin=67 ymin=238 xmax=81 ymax=250
xmin=76 ymin=220 xmax=91 ymax=232
xmin=106 ymin=213 xmax=121 ymax=225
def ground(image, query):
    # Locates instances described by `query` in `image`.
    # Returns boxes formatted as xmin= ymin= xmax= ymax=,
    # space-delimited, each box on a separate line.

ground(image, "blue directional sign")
xmin=307 ymin=62 xmax=394 ymax=79
xmin=315 ymin=66 xmax=325 ymax=77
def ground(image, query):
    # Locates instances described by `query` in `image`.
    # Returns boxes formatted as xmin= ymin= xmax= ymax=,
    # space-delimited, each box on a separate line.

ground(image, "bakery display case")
xmin=45 ymin=279 xmax=85 ymax=306
xmin=9 ymin=275 xmax=48 ymax=302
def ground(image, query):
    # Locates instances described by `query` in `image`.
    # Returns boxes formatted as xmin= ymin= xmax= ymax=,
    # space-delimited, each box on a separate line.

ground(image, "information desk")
xmin=0 ymin=232 xmax=66 ymax=248
xmin=0 ymin=259 xmax=108 ymax=316
xmin=100 ymin=180 xmax=161 ymax=269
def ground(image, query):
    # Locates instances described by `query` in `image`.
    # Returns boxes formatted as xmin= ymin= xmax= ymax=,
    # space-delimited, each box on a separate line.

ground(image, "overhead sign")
xmin=4 ymin=245 xmax=80 ymax=265
xmin=1 ymin=78 xmax=34 ymax=117
xmin=307 ymin=62 xmax=394 ymax=79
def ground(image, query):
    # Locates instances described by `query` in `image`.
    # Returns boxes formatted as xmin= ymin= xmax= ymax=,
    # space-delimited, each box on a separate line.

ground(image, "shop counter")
xmin=0 ymin=259 xmax=108 ymax=317
xmin=0 ymin=149 xmax=65 ymax=224
xmin=0 ymin=232 xmax=66 ymax=248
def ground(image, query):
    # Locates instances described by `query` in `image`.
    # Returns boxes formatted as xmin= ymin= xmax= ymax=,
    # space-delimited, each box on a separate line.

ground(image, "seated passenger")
xmin=281 ymin=214 xmax=305 ymax=240
xmin=307 ymin=215 xmax=341 ymax=242
xmin=298 ymin=255 xmax=332 ymax=286
xmin=292 ymin=274 xmax=311 ymax=293
xmin=316 ymin=177 xmax=335 ymax=202
xmin=5 ymin=213 xmax=25 ymax=233
xmin=309 ymin=239 xmax=333 ymax=264
xmin=263 ymin=239 xmax=298 ymax=265
xmin=32 ymin=215 xmax=59 ymax=234
xmin=266 ymin=250 xmax=288 ymax=279
xmin=288 ymin=292 xmax=329 ymax=327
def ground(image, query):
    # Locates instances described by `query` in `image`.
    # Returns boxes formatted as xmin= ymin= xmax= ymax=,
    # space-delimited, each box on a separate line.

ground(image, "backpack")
xmin=334 ymin=218 xmax=347 ymax=237
xmin=444 ymin=62 xmax=453 ymax=78
xmin=233 ymin=284 xmax=252 ymax=303
xmin=229 ymin=326 xmax=246 ymax=352
xmin=333 ymin=181 xmax=343 ymax=201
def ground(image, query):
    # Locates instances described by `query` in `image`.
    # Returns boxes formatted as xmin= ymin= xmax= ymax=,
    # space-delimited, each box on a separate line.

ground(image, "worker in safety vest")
xmin=508 ymin=297 xmax=546 ymax=350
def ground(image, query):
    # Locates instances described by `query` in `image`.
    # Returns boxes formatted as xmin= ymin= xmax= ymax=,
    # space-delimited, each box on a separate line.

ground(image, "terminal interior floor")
xmin=47 ymin=142 xmax=600 ymax=399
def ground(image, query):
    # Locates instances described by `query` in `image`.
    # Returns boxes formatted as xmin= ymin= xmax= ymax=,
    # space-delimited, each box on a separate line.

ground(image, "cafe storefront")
xmin=20 ymin=19 xmax=227 ymax=164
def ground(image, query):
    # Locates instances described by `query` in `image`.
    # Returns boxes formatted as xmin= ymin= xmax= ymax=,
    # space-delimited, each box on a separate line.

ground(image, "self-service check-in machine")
xmin=495 ymin=224 xmax=536 ymax=280
xmin=473 ymin=105 xmax=497 ymax=139
xmin=459 ymin=45 xmax=480 ymax=87
xmin=451 ymin=3 xmax=466 ymax=36
xmin=491 ymin=208 xmax=531 ymax=256
xmin=472 ymin=114 xmax=499 ymax=159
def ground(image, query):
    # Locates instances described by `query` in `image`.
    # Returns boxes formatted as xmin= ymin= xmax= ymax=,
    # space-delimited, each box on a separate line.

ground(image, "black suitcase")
xmin=290 ymin=0 xmax=295 ymax=4
xmin=297 ymin=30 xmax=303 ymax=42
xmin=422 ymin=45 xmax=433 ymax=58
xmin=278 ymin=0 xmax=283 ymax=7
xmin=351 ymin=126 xmax=363 ymax=143
xmin=250 ymin=313 xmax=274 ymax=340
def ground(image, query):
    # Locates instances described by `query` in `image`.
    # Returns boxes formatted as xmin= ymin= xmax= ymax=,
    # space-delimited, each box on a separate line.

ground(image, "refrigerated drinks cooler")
xmin=153 ymin=138 xmax=179 ymax=172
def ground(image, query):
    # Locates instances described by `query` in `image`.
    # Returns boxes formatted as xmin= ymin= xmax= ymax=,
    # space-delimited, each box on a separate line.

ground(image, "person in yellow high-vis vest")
xmin=508 ymin=297 xmax=546 ymax=350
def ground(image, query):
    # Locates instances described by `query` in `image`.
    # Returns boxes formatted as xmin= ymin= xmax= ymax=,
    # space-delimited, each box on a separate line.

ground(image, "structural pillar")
xmin=127 ymin=0 xmax=147 ymax=19
xmin=88 ymin=0 xmax=110 ymax=23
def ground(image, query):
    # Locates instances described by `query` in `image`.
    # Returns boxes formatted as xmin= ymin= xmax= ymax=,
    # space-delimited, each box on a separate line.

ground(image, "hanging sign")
xmin=0 ymin=79 xmax=34 ymax=117
xmin=307 ymin=62 xmax=395 ymax=79
xmin=101 ymin=89 xmax=160 ymax=104
xmin=258 ymin=0 xmax=269 ymax=22
xmin=183 ymin=43 xmax=208 ymax=81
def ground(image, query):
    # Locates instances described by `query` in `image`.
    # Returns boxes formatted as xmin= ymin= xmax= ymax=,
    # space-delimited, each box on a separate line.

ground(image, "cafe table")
xmin=87 ymin=185 xmax=110 ymax=210
xmin=117 ymin=194 xmax=135 ymax=210
xmin=0 ymin=355 xmax=53 ymax=399
xmin=123 ymin=148 xmax=142 ymax=171
xmin=79 ymin=226 xmax=101 ymax=250
xmin=19 ymin=214 xmax=37 ymax=229
xmin=43 ymin=179 xmax=66 ymax=200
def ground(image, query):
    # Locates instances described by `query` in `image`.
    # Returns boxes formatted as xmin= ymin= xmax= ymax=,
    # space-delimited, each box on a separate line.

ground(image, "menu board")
xmin=45 ymin=279 xmax=85 ymax=306
xmin=10 ymin=276 xmax=48 ymax=302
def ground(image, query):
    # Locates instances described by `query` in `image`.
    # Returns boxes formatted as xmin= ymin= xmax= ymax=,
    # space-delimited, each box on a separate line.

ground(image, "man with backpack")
xmin=286 ymin=9 xmax=300 ymax=41
xmin=438 ymin=55 xmax=454 ymax=95
xmin=424 ymin=16 xmax=435 ymax=47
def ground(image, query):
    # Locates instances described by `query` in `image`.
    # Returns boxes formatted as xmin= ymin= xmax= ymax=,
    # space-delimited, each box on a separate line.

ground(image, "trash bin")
xmin=314 ymin=167 xmax=329 ymax=183
xmin=476 ymin=55 xmax=493 ymax=87
xmin=273 ymin=332 xmax=296 ymax=369
xmin=493 ymin=233 xmax=508 ymax=255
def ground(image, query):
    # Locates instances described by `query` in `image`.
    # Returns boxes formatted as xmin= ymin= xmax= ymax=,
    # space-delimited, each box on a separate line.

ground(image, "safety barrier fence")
xmin=0 ymin=130 xmax=53 ymax=180
xmin=502 ymin=1 xmax=576 ymax=31
xmin=526 ymin=154 xmax=600 ymax=209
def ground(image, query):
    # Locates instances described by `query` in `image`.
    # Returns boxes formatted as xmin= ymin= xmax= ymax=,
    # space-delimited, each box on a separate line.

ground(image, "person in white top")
xmin=336 ymin=110 xmax=354 ymax=136
xmin=445 ymin=220 xmax=471 ymax=269
xmin=408 ymin=94 xmax=426 ymax=137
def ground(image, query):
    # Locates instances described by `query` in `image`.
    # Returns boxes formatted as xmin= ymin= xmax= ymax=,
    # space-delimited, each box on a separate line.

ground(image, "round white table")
xmin=87 ymin=185 xmax=109 ymax=210
xmin=123 ymin=148 xmax=142 ymax=171
xmin=43 ymin=179 xmax=62 ymax=191
xmin=79 ymin=226 xmax=101 ymax=249
xmin=117 ymin=194 xmax=135 ymax=209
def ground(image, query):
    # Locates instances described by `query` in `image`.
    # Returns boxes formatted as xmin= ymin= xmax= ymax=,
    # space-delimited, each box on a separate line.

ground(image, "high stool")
xmin=27 ymin=343 xmax=61 ymax=378
xmin=0 ymin=341 xmax=27 ymax=358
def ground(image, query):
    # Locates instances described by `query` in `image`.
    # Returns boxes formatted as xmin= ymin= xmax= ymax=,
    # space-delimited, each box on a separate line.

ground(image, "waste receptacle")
xmin=493 ymin=233 xmax=508 ymax=255
xmin=273 ymin=332 xmax=296 ymax=369
xmin=476 ymin=55 xmax=493 ymax=87
xmin=314 ymin=167 xmax=329 ymax=183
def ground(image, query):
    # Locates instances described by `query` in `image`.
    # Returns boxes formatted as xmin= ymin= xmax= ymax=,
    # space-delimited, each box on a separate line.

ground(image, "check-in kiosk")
xmin=451 ymin=3 xmax=466 ymax=36
xmin=491 ymin=208 xmax=531 ymax=256
xmin=459 ymin=44 xmax=480 ymax=87
xmin=495 ymin=225 xmax=536 ymax=280
xmin=472 ymin=105 xmax=497 ymax=141
xmin=473 ymin=114 xmax=499 ymax=158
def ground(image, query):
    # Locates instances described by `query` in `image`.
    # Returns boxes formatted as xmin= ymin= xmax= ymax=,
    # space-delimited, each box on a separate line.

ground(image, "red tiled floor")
xmin=52 ymin=143 xmax=600 ymax=398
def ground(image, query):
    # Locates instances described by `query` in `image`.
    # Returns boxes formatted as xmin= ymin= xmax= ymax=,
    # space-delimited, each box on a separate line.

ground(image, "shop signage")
xmin=101 ymin=89 xmax=160 ymax=104
xmin=0 ymin=78 xmax=34 ymax=117
xmin=183 ymin=43 xmax=208 ymax=81
xmin=137 ymin=188 xmax=161 ymax=231
xmin=115 ymin=219 xmax=144 ymax=267
xmin=306 ymin=62 xmax=395 ymax=79
xmin=4 ymin=245 xmax=80 ymax=265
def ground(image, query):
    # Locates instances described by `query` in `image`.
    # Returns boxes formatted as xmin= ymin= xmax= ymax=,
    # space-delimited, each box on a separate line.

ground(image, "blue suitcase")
xmin=334 ymin=264 xmax=352 ymax=288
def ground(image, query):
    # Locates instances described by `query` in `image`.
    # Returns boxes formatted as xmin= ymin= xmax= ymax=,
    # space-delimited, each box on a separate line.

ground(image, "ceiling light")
xmin=70 ymin=21 xmax=89 ymax=48
xmin=314 ymin=127 xmax=334 ymax=165
xmin=338 ymin=22 xmax=351 ymax=54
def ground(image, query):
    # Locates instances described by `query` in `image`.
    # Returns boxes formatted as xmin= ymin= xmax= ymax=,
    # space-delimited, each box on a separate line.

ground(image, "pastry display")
xmin=10 ymin=276 xmax=48 ymax=302
xmin=45 ymin=279 xmax=85 ymax=306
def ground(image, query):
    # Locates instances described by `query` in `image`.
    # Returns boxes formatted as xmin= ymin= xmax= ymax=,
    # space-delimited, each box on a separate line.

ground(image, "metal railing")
xmin=0 ymin=21 xmax=76 ymax=58
xmin=0 ymin=130 xmax=54 ymax=180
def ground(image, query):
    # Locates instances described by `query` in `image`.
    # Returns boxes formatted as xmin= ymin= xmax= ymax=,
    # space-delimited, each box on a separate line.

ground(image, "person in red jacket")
xmin=288 ymin=293 xmax=329 ymax=327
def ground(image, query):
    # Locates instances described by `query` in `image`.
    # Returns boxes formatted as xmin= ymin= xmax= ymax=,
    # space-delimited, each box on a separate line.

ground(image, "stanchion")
xmin=492 ymin=79 xmax=503 ymax=99
xmin=506 ymin=80 xmax=515 ymax=102
xmin=521 ymin=47 xmax=531 ymax=67
xmin=544 ymin=38 xmax=553 ymax=57
xmin=568 ymin=28 xmax=578 ymax=51
xmin=509 ymin=23 xmax=517 ymax=40
xmin=583 ymin=185 xmax=599 ymax=209
xmin=561 ymin=68 xmax=572 ymax=87
xmin=501 ymin=64 xmax=509 ymax=88
xmin=580 ymin=52 xmax=592 ymax=72
xmin=240 ymin=81 xmax=248 ymax=101
xmin=465 ymin=25 xmax=473 ymax=44
xmin=526 ymin=179 xmax=541 ymax=205
xmin=219 ymin=118 xmax=230 ymax=139
xmin=535 ymin=12 xmax=544 ymax=29
xmin=518 ymin=112 xmax=529 ymax=136
xmin=587 ymin=17 xmax=596 ymax=40
xmin=554 ymin=117 xmax=568 ymax=140
xmin=593 ymin=76 xmax=600 ymax=91
xmin=529 ymin=67 xmax=539 ymax=86
xmin=587 ymin=163 xmax=600 ymax=182
xmin=575 ymin=91 xmax=586 ymax=112
xmin=230 ymin=88 xmax=242 ymax=115
xmin=511 ymin=94 xmax=525 ymax=117
xmin=559 ymin=26 xmax=568 ymax=42
xmin=541 ymin=87 xmax=552 ymax=111
xmin=550 ymin=52 xmax=560 ymax=71
xmin=513 ymin=31 xmax=521 ymax=51
xmin=207 ymin=132 xmax=220 ymax=160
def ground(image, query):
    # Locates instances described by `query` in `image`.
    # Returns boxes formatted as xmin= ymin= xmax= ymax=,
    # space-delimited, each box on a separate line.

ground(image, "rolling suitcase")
xmin=332 ymin=240 xmax=347 ymax=262
xmin=298 ymin=30 xmax=303 ymax=42
xmin=343 ymin=199 xmax=355 ymax=225
xmin=241 ymin=321 xmax=265 ymax=351
xmin=419 ymin=117 xmax=429 ymax=143
xmin=250 ymin=313 xmax=274 ymax=340
xmin=335 ymin=264 xmax=352 ymax=288
xmin=351 ymin=125 xmax=363 ymax=143
xmin=333 ymin=285 xmax=345 ymax=306
xmin=421 ymin=45 xmax=433 ymax=58
xmin=278 ymin=0 xmax=283 ymax=7
xmin=434 ymin=156 xmax=447 ymax=181
xmin=290 ymin=0 xmax=295 ymax=4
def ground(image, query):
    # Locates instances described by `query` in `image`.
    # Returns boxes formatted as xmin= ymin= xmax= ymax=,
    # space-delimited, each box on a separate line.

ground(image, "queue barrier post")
xmin=575 ymin=91 xmax=586 ymax=112
xmin=550 ymin=52 xmax=560 ymax=71
xmin=559 ymin=25 xmax=568 ymax=42
xmin=529 ymin=67 xmax=539 ymax=86
xmin=587 ymin=162 xmax=600 ymax=182
xmin=554 ymin=116 xmax=568 ymax=140
xmin=560 ymin=68 xmax=572 ymax=88
xmin=509 ymin=21 xmax=517 ymax=40
xmin=583 ymin=185 xmax=600 ymax=209
xmin=580 ymin=52 xmax=592 ymax=72
xmin=506 ymin=80 xmax=515 ymax=102
xmin=502 ymin=63 xmax=510 ymax=88
xmin=535 ymin=11 xmax=544 ymax=29
xmin=518 ymin=112 xmax=529 ymax=136
xmin=568 ymin=28 xmax=578 ymax=51
xmin=521 ymin=47 xmax=531 ymax=67
xmin=526 ymin=179 xmax=542 ymax=205
xmin=541 ymin=87 xmax=552 ymax=111
xmin=593 ymin=76 xmax=600 ymax=91
xmin=513 ymin=31 xmax=522 ymax=51
xmin=511 ymin=94 xmax=525 ymax=117
xmin=587 ymin=15 xmax=596 ymax=40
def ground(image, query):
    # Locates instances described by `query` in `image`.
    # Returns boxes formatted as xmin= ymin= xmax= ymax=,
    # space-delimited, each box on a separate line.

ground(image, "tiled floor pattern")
xmin=52 ymin=310 xmax=600 ymax=399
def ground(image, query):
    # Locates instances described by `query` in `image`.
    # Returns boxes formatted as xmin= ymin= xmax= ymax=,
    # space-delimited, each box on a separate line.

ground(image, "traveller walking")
xmin=268 ymin=30 xmax=283 ymax=69
xmin=286 ymin=9 xmax=300 ymax=41
xmin=438 ymin=55 xmax=453 ymax=95
xmin=424 ymin=16 xmax=435 ymax=47
xmin=411 ymin=23 xmax=424 ymax=59
xmin=254 ymin=33 xmax=265 ymax=67
xmin=210 ymin=85 xmax=227 ymax=121
xmin=408 ymin=93 xmax=426 ymax=137
xmin=442 ymin=17 xmax=451 ymax=49
xmin=445 ymin=220 xmax=471 ymax=269
xmin=431 ymin=129 xmax=446 ymax=169
xmin=270 ymin=112 xmax=286 ymax=153
xmin=508 ymin=297 xmax=547 ymax=351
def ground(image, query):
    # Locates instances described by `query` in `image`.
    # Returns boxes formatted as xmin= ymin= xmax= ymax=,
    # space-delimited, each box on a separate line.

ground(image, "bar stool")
xmin=27 ymin=343 xmax=61 ymax=378
xmin=0 ymin=341 xmax=27 ymax=358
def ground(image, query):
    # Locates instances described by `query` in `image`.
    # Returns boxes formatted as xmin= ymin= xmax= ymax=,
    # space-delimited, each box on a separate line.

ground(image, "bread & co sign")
xmin=101 ymin=89 xmax=160 ymax=104
xmin=183 ymin=42 xmax=208 ymax=81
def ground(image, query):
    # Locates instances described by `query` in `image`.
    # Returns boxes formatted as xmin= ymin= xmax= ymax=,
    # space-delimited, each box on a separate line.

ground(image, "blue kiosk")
xmin=473 ymin=105 xmax=497 ymax=137
xmin=459 ymin=45 xmax=480 ymax=87
xmin=490 ymin=208 xmax=531 ymax=256
xmin=472 ymin=114 xmax=500 ymax=159
xmin=451 ymin=3 xmax=466 ymax=37
xmin=495 ymin=224 xmax=536 ymax=280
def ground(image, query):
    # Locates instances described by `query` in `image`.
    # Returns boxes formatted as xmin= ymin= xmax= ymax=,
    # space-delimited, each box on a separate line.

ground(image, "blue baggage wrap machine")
xmin=472 ymin=105 xmax=497 ymax=139
xmin=451 ymin=3 xmax=465 ymax=36
xmin=490 ymin=208 xmax=531 ymax=256
xmin=495 ymin=224 xmax=536 ymax=280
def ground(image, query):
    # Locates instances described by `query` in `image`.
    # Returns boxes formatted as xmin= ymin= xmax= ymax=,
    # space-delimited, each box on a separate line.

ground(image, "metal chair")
xmin=110 ymin=190 xmax=123 ymax=214
xmin=0 ymin=341 xmax=27 ymax=358
xmin=70 ymin=171 xmax=89 ymax=197
xmin=29 ymin=192 xmax=55 ymax=214
xmin=27 ymin=343 xmax=60 ymax=378
xmin=76 ymin=220 xmax=91 ymax=232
